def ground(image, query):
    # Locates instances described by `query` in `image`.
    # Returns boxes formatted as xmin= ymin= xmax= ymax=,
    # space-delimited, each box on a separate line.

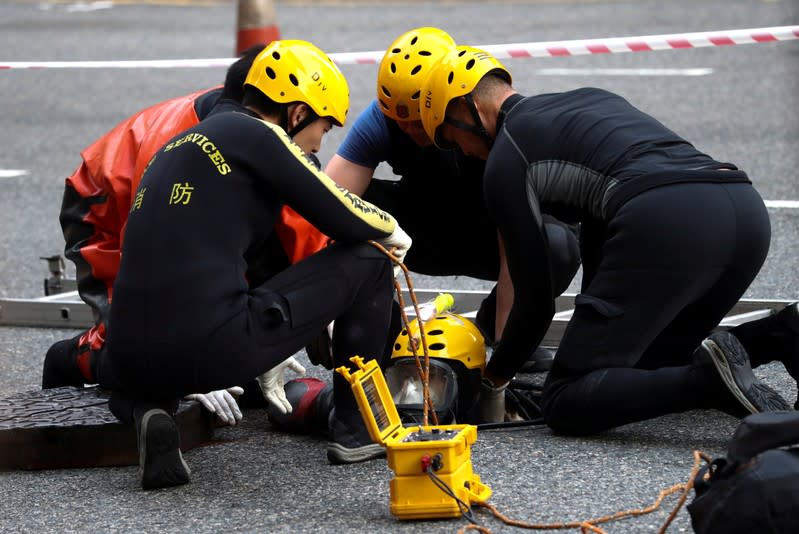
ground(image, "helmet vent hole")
xmin=404 ymin=54 xmax=410 ymax=60
xmin=419 ymin=50 xmax=432 ymax=57
xmin=465 ymin=59 xmax=475 ymax=70
xmin=458 ymin=50 xmax=467 ymax=57
xmin=379 ymin=99 xmax=389 ymax=110
xmin=410 ymin=36 xmax=418 ymax=45
xmin=381 ymin=85 xmax=391 ymax=97
xmin=428 ymin=329 xmax=444 ymax=335
xmin=400 ymin=329 xmax=408 ymax=336
xmin=411 ymin=90 xmax=420 ymax=100
xmin=390 ymin=63 xmax=396 ymax=74
xmin=410 ymin=65 xmax=421 ymax=76
xmin=429 ymin=343 xmax=446 ymax=350
xmin=447 ymin=71 xmax=454 ymax=85
xmin=391 ymin=47 xmax=401 ymax=54
xmin=272 ymin=51 xmax=281 ymax=60
xmin=265 ymin=67 xmax=276 ymax=80
xmin=394 ymin=343 xmax=401 ymax=351
xmin=289 ymin=73 xmax=299 ymax=87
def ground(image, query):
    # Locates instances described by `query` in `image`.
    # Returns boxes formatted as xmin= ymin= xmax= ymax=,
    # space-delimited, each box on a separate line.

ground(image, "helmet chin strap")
xmin=281 ymin=104 xmax=319 ymax=138
xmin=288 ymin=112 xmax=318 ymax=138
xmin=443 ymin=93 xmax=494 ymax=150
xmin=279 ymin=106 xmax=290 ymax=134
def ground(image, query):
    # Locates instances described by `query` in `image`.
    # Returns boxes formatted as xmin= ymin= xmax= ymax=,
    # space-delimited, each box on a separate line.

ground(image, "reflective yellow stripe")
xmin=258 ymin=119 xmax=396 ymax=235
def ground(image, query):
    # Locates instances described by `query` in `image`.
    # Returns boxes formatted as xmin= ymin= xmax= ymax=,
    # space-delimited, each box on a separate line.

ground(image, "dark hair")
xmin=222 ymin=44 xmax=267 ymax=102
xmin=242 ymin=85 xmax=283 ymax=117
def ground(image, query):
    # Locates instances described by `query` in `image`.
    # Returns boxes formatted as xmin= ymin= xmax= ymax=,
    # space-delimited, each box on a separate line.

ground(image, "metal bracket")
xmin=39 ymin=255 xmax=76 ymax=296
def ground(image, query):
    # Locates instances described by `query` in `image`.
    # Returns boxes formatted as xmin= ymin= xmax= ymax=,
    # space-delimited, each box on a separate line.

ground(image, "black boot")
xmin=732 ymin=302 xmax=799 ymax=408
xmin=697 ymin=331 xmax=792 ymax=417
xmin=326 ymin=374 xmax=385 ymax=465
xmin=326 ymin=407 xmax=386 ymax=465
xmin=134 ymin=405 xmax=190 ymax=490
xmin=519 ymin=347 xmax=556 ymax=373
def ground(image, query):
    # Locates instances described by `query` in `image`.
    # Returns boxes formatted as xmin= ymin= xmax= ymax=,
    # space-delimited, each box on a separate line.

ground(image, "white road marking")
xmin=1 ymin=169 xmax=795 ymax=209
xmin=764 ymin=200 xmax=799 ymax=209
xmin=0 ymin=169 xmax=29 ymax=178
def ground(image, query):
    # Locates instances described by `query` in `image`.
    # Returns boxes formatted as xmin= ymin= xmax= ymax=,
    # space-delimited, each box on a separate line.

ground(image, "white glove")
xmin=476 ymin=377 xmax=507 ymax=423
xmin=256 ymin=356 xmax=306 ymax=414
xmin=184 ymin=386 xmax=244 ymax=426
xmin=378 ymin=223 xmax=412 ymax=277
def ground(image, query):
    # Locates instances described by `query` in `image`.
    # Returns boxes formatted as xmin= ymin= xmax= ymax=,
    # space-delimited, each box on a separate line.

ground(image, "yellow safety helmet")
xmin=387 ymin=313 xmax=486 ymax=424
xmin=244 ymin=39 xmax=349 ymax=127
xmin=377 ymin=27 xmax=456 ymax=122
xmin=419 ymin=45 xmax=511 ymax=147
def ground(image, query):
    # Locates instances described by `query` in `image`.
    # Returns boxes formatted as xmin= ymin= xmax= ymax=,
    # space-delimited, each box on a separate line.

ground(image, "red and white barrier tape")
xmin=480 ymin=25 xmax=799 ymax=59
xmin=1 ymin=25 xmax=797 ymax=69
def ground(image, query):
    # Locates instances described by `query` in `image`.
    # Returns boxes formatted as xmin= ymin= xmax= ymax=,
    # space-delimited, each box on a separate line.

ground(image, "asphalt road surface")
xmin=0 ymin=1 xmax=797 ymax=532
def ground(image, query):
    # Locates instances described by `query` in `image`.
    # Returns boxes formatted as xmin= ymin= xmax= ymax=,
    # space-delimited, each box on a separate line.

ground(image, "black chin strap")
xmin=279 ymin=106 xmax=290 ymax=134
xmin=450 ymin=93 xmax=494 ymax=149
xmin=287 ymin=110 xmax=319 ymax=138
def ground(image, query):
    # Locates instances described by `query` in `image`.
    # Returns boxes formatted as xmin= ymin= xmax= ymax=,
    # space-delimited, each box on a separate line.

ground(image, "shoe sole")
xmin=139 ymin=409 xmax=191 ymax=490
xmin=703 ymin=334 xmax=792 ymax=414
xmin=519 ymin=358 xmax=554 ymax=373
xmin=326 ymin=442 xmax=385 ymax=465
xmin=519 ymin=348 xmax=555 ymax=373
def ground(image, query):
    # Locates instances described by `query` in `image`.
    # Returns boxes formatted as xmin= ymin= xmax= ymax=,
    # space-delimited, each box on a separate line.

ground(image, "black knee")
xmin=42 ymin=333 xmax=85 ymax=389
xmin=541 ymin=371 xmax=603 ymax=436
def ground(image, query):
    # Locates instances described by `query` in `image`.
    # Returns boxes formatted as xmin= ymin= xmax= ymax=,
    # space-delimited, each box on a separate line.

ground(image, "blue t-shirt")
xmin=336 ymin=100 xmax=392 ymax=170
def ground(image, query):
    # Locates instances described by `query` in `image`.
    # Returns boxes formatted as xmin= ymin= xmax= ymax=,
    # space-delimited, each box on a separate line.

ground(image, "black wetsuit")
xmin=484 ymin=88 xmax=769 ymax=434
xmin=362 ymin=119 xmax=501 ymax=279
xmin=99 ymin=102 xmax=397 ymax=422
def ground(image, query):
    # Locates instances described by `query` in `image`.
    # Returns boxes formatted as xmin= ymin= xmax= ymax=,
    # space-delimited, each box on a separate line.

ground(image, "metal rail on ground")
xmin=0 ymin=258 xmax=793 ymax=347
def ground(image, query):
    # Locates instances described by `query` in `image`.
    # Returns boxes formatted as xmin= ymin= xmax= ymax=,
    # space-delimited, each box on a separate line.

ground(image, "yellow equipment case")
xmin=337 ymin=356 xmax=491 ymax=520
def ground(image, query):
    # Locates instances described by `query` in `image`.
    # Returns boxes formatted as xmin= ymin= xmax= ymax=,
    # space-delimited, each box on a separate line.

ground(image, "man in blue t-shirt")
xmin=325 ymin=27 xmax=581 ymax=368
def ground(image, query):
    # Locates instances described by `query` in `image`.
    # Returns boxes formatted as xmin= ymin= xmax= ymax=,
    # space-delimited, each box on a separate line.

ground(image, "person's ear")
xmin=291 ymin=103 xmax=309 ymax=128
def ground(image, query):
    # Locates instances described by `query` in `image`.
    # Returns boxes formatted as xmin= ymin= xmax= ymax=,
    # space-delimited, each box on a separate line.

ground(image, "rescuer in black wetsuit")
xmin=99 ymin=40 xmax=413 ymax=490
xmin=419 ymin=45 xmax=796 ymax=432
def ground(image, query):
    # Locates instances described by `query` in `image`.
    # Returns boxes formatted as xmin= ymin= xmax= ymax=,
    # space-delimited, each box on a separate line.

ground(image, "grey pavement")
xmin=0 ymin=0 xmax=798 ymax=532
